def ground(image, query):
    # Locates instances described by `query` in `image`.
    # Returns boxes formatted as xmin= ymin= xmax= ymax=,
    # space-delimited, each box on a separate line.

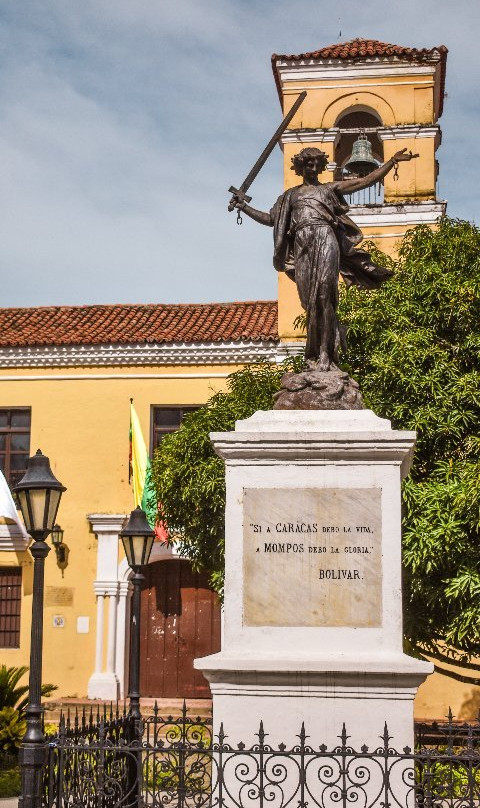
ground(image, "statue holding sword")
xmin=228 ymin=94 xmax=418 ymax=375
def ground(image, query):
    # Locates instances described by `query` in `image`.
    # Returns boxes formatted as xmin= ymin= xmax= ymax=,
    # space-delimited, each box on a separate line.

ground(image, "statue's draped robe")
xmin=271 ymin=184 xmax=393 ymax=287
xmin=270 ymin=184 xmax=393 ymax=362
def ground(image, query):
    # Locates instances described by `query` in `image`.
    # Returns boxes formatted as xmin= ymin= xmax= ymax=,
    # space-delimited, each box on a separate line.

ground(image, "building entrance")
xmin=139 ymin=558 xmax=221 ymax=698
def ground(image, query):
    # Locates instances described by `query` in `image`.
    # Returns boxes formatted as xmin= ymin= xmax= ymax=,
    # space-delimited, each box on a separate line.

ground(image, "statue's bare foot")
xmin=316 ymin=351 xmax=330 ymax=372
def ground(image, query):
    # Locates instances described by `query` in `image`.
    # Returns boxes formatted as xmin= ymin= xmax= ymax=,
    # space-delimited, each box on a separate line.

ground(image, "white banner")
xmin=0 ymin=469 xmax=29 ymax=537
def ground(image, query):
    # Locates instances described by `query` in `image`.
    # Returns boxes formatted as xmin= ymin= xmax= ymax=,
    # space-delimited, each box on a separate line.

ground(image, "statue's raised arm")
xmin=334 ymin=148 xmax=418 ymax=195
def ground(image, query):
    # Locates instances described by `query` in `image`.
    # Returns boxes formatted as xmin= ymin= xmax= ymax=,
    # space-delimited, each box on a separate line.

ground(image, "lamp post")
xmin=120 ymin=507 xmax=154 ymax=723
xmin=14 ymin=450 xmax=66 ymax=808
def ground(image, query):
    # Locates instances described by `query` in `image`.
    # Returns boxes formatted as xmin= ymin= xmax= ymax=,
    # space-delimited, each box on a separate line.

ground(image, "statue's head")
xmin=291 ymin=147 xmax=329 ymax=177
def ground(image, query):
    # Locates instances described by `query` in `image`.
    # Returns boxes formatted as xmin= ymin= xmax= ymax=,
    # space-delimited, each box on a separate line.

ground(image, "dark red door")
xmin=139 ymin=559 xmax=221 ymax=698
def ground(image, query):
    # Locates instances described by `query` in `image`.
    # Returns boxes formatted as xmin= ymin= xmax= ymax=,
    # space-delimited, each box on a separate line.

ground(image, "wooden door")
xmin=139 ymin=559 xmax=221 ymax=698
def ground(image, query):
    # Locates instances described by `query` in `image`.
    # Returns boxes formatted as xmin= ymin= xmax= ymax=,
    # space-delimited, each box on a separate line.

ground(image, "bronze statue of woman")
xmin=233 ymin=147 xmax=418 ymax=371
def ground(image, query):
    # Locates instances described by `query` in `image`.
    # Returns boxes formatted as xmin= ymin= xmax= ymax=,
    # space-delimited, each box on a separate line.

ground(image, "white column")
xmin=106 ymin=584 xmax=119 ymax=674
xmin=94 ymin=591 xmax=105 ymax=674
xmin=115 ymin=581 xmax=132 ymax=699
xmin=87 ymin=514 xmax=126 ymax=701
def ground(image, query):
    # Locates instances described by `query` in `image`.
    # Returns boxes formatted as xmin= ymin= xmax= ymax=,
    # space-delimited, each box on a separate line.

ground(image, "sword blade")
xmin=228 ymin=90 xmax=306 ymax=210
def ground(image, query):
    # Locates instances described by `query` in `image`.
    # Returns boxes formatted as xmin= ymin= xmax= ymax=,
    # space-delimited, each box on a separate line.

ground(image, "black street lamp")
xmin=120 ymin=507 xmax=154 ymax=722
xmin=14 ymin=450 xmax=66 ymax=808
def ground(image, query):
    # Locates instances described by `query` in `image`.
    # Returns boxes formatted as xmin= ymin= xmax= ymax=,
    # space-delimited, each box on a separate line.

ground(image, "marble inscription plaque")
xmin=243 ymin=488 xmax=382 ymax=627
xmin=45 ymin=586 xmax=74 ymax=607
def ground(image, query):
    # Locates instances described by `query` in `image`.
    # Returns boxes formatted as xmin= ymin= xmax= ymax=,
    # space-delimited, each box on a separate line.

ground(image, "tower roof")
xmin=272 ymin=38 xmax=448 ymax=114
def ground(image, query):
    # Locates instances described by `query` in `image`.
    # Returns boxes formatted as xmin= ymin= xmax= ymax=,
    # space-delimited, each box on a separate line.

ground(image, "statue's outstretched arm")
xmin=335 ymin=148 xmax=418 ymax=194
xmin=234 ymin=201 xmax=273 ymax=227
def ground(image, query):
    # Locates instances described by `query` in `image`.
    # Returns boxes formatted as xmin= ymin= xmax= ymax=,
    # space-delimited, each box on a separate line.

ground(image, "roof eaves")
xmin=271 ymin=41 xmax=448 ymax=114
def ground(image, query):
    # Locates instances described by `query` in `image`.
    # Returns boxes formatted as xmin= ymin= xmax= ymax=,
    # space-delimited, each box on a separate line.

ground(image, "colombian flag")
xmin=129 ymin=401 xmax=168 ymax=541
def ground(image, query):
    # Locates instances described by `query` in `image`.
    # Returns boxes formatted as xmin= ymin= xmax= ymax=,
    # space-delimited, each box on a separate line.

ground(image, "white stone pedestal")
xmin=196 ymin=410 xmax=432 ymax=751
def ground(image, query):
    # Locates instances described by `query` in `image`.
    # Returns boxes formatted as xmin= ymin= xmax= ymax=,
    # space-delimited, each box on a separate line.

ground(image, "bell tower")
xmin=272 ymin=38 xmax=448 ymax=347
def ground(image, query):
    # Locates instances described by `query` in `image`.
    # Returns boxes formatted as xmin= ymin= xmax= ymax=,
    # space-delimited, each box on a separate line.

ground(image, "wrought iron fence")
xmin=42 ymin=703 xmax=480 ymax=808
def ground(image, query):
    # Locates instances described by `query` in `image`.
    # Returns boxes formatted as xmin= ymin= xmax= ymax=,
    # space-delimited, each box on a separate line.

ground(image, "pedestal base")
xmin=87 ymin=672 xmax=119 ymax=700
xmin=197 ymin=653 xmax=431 ymax=749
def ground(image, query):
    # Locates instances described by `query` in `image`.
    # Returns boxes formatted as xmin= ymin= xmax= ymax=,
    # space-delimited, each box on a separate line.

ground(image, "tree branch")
xmin=411 ymin=644 xmax=480 ymax=684
xmin=427 ymin=648 xmax=480 ymax=671
xmin=433 ymin=664 xmax=480 ymax=686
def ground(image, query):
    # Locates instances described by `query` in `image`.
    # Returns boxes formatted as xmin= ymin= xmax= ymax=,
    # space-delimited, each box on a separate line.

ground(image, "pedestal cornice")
xmin=210 ymin=410 xmax=415 ymax=477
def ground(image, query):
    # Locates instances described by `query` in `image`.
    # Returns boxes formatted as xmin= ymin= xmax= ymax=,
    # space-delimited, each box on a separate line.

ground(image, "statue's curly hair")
xmin=291 ymin=147 xmax=329 ymax=176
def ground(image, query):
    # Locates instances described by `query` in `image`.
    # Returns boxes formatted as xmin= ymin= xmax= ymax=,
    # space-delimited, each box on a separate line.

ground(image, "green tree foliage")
xmin=152 ymin=218 xmax=479 ymax=666
xmin=339 ymin=218 xmax=479 ymax=664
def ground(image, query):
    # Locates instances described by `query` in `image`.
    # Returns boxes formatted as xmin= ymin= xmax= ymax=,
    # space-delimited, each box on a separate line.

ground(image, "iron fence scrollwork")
xmin=42 ymin=704 xmax=480 ymax=808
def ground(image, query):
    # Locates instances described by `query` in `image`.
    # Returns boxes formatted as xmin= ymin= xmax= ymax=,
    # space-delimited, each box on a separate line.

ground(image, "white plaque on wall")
xmin=243 ymin=487 xmax=382 ymax=628
xmin=77 ymin=616 xmax=90 ymax=634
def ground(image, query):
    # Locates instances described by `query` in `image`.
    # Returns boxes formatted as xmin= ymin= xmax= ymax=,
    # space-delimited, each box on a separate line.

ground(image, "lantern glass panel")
xmin=121 ymin=536 xmax=134 ymax=567
xmin=17 ymin=490 xmax=31 ymax=532
xmin=132 ymin=535 xmax=147 ymax=567
xmin=51 ymin=525 xmax=63 ymax=546
xmin=46 ymin=490 xmax=62 ymax=532
xmin=144 ymin=535 xmax=154 ymax=566
xmin=29 ymin=488 xmax=49 ymax=532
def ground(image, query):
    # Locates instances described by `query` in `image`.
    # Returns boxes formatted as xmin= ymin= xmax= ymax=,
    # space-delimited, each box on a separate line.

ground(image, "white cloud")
xmin=0 ymin=0 xmax=477 ymax=306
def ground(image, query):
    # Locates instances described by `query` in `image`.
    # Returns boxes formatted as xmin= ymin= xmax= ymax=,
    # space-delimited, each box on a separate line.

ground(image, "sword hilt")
xmin=228 ymin=186 xmax=252 ymax=212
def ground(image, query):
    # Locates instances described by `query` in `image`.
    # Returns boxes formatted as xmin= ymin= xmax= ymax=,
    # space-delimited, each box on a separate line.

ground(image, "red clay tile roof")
xmin=272 ymin=38 xmax=448 ymax=115
xmin=0 ymin=301 xmax=278 ymax=347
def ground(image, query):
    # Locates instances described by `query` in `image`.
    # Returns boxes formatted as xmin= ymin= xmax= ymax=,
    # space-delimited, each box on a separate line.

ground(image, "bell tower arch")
xmin=324 ymin=93 xmax=395 ymax=127
xmin=272 ymin=38 xmax=447 ymax=347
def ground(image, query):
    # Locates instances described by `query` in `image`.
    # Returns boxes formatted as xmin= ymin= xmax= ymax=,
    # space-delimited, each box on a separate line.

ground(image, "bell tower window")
xmin=335 ymin=110 xmax=384 ymax=206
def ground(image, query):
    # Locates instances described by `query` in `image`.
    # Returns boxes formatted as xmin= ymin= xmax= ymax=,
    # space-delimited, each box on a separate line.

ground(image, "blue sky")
xmin=0 ymin=0 xmax=478 ymax=307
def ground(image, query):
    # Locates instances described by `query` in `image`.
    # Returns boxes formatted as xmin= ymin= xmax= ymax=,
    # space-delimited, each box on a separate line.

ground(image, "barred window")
xmin=0 ymin=567 xmax=22 ymax=648
xmin=0 ymin=409 xmax=31 ymax=488
xmin=151 ymin=407 xmax=198 ymax=453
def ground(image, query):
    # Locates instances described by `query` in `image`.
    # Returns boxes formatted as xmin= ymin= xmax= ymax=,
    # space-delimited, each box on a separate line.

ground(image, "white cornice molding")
xmin=94 ymin=581 xmax=120 ymax=597
xmin=0 ymin=372 xmax=233 ymax=382
xmin=88 ymin=514 xmax=127 ymax=535
xmin=275 ymin=342 xmax=305 ymax=362
xmin=378 ymin=125 xmax=441 ymax=141
xmin=282 ymin=125 xmax=440 ymax=146
xmin=276 ymin=55 xmax=440 ymax=84
xmin=350 ymin=201 xmax=446 ymax=228
xmin=0 ymin=340 xmax=279 ymax=370
xmin=282 ymin=128 xmax=341 ymax=145
xmin=282 ymin=128 xmax=340 ymax=145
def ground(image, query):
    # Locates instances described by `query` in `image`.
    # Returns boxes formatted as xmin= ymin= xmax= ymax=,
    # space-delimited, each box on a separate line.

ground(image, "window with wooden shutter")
xmin=151 ymin=407 xmax=198 ymax=453
xmin=0 ymin=409 xmax=31 ymax=489
xmin=0 ymin=567 xmax=22 ymax=648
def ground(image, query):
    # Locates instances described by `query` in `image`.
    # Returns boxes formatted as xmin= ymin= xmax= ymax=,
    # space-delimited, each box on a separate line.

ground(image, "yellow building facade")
xmin=1 ymin=40 xmax=477 ymax=721
xmin=0 ymin=302 xmax=278 ymax=702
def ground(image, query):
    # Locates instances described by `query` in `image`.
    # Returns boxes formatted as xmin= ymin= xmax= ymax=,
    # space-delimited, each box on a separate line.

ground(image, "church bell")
xmin=344 ymin=133 xmax=378 ymax=177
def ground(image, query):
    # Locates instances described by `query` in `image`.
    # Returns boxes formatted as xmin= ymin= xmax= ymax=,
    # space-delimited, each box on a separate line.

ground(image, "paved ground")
xmin=0 ymin=798 xmax=18 ymax=807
